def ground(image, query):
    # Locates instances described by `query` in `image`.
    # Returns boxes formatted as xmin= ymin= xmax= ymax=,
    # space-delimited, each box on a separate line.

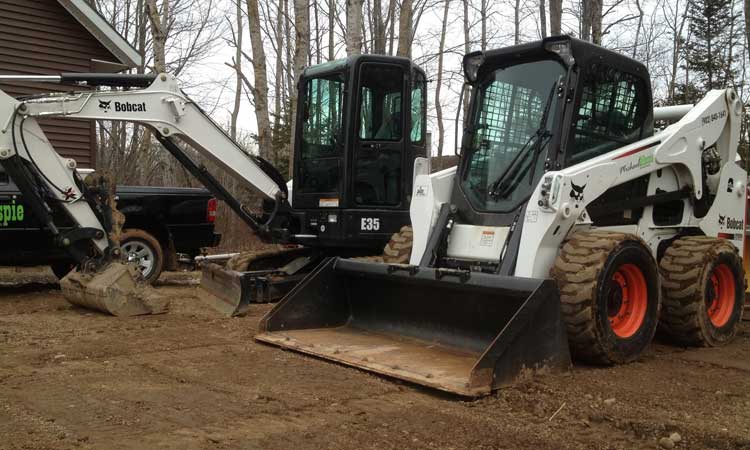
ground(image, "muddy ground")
xmin=0 ymin=268 xmax=749 ymax=450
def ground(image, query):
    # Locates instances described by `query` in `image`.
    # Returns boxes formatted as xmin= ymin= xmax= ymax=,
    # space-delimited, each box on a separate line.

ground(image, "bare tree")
xmin=435 ymin=0 xmax=451 ymax=170
xmin=347 ymin=0 xmax=364 ymax=54
xmin=289 ymin=0 xmax=310 ymax=176
xmin=540 ymin=0 xmax=547 ymax=38
xmin=246 ymin=0 xmax=273 ymax=160
xmin=398 ymin=0 xmax=413 ymax=56
xmin=549 ymin=0 xmax=562 ymax=35
xmin=229 ymin=1 xmax=243 ymax=140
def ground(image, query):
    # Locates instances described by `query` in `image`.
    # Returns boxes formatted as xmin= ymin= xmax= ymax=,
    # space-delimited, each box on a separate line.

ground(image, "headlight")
xmin=463 ymin=52 xmax=484 ymax=84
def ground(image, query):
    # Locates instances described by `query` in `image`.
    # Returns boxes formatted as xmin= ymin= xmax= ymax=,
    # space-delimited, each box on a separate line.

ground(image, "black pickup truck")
xmin=0 ymin=172 xmax=220 ymax=283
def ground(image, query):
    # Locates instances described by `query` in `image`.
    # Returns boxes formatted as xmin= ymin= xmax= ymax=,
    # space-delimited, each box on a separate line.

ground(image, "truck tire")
xmin=120 ymin=228 xmax=164 ymax=284
xmin=659 ymin=236 xmax=744 ymax=346
xmin=382 ymin=226 xmax=413 ymax=264
xmin=551 ymin=231 xmax=661 ymax=365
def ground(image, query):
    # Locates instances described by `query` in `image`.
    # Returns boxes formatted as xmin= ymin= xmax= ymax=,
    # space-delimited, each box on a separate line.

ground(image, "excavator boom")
xmin=0 ymin=73 xmax=288 ymax=315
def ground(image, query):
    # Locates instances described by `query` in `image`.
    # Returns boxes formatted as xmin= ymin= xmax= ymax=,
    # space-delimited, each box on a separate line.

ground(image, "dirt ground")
xmin=1 ymin=268 xmax=749 ymax=450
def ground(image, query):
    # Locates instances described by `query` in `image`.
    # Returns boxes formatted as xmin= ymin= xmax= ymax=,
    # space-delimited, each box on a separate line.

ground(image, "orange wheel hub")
xmin=706 ymin=264 xmax=735 ymax=327
xmin=607 ymin=263 xmax=648 ymax=338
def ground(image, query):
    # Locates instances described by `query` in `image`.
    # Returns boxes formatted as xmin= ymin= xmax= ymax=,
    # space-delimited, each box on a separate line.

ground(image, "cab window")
xmin=358 ymin=65 xmax=403 ymax=141
xmin=568 ymin=65 xmax=648 ymax=165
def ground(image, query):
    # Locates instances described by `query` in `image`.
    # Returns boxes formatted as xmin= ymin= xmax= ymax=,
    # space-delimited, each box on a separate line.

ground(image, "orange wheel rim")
xmin=607 ymin=263 xmax=648 ymax=338
xmin=706 ymin=264 xmax=735 ymax=327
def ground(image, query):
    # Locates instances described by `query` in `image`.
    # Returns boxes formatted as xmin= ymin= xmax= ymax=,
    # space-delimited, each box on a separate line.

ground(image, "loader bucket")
xmin=199 ymin=248 xmax=317 ymax=317
xmin=60 ymin=262 xmax=169 ymax=316
xmin=256 ymin=258 xmax=571 ymax=397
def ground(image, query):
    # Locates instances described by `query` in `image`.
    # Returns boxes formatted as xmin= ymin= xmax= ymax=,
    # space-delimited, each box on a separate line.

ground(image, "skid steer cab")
xmin=280 ymin=55 xmax=427 ymax=250
xmin=258 ymin=36 xmax=747 ymax=396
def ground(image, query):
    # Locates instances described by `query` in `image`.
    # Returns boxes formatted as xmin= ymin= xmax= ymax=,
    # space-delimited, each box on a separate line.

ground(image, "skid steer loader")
xmin=201 ymin=56 xmax=428 ymax=315
xmin=257 ymin=36 xmax=747 ymax=396
xmin=0 ymin=56 xmax=425 ymax=316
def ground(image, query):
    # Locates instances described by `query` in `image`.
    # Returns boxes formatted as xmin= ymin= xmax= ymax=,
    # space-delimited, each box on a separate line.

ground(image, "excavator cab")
xmin=200 ymin=56 xmax=429 ymax=315
xmin=287 ymin=56 xmax=426 ymax=249
xmin=257 ymin=37 xmax=662 ymax=396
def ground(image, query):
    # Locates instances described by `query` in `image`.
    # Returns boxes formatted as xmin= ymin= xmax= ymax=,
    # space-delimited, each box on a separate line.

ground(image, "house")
xmin=0 ymin=0 xmax=142 ymax=168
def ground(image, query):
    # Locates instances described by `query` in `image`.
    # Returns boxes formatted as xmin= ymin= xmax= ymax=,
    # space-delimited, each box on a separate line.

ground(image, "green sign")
xmin=0 ymin=200 xmax=24 ymax=226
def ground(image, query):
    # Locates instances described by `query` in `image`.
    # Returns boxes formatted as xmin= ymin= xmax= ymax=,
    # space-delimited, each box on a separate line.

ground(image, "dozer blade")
xmin=199 ymin=249 xmax=317 ymax=317
xmin=256 ymin=258 xmax=571 ymax=397
xmin=60 ymin=262 xmax=169 ymax=316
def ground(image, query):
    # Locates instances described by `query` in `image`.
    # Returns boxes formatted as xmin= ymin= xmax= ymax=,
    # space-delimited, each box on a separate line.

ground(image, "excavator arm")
xmin=0 ymin=73 xmax=288 ymax=315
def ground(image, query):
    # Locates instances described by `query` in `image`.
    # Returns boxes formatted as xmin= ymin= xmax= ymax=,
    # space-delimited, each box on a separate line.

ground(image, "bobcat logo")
xmin=718 ymin=214 xmax=726 ymax=226
xmin=569 ymin=181 xmax=586 ymax=202
xmin=98 ymin=100 xmax=111 ymax=111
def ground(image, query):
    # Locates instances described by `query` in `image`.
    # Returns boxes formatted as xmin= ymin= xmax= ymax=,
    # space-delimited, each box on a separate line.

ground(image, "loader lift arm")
xmin=0 ymin=73 xmax=288 ymax=267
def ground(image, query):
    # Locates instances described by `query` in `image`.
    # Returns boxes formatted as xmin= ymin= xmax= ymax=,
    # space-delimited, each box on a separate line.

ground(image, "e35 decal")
xmin=360 ymin=217 xmax=380 ymax=231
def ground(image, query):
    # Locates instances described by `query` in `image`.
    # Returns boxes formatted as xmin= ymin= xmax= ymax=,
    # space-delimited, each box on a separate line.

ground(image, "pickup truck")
xmin=0 ymin=171 xmax=220 ymax=283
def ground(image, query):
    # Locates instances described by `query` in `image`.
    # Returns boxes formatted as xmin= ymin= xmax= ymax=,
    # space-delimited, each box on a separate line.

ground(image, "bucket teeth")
xmin=60 ymin=262 xmax=168 ymax=316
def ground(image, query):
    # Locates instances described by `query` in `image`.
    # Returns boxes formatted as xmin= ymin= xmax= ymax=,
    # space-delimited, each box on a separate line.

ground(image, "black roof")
xmin=467 ymin=35 xmax=649 ymax=83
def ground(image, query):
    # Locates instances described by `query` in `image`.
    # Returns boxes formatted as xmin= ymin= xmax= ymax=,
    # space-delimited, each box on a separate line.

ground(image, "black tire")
xmin=382 ymin=226 xmax=413 ymax=264
xmin=120 ymin=228 xmax=164 ymax=284
xmin=551 ymin=231 xmax=661 ymax=365
xmin=659 ymin=236 xmax=744 ymax=346
xmin=50 ymin=262 xmax=75 ymax=280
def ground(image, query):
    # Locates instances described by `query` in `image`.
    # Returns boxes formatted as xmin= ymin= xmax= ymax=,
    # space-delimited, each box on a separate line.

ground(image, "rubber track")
xmin=551 ymin=230 xmax=639 ymax=364
xmin=659 ymin=236 xmax=742 ymax=346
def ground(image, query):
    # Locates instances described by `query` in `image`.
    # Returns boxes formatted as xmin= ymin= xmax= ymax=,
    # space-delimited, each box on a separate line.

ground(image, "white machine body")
xmin=410 ymin=89 xmax=746 ymax=277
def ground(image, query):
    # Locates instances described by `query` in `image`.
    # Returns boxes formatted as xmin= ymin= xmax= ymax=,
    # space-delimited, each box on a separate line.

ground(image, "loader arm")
xmin=0 ymin=73 xmax=287 ymax=261
xmin=516 ymin=88 xmax=744 ymax=279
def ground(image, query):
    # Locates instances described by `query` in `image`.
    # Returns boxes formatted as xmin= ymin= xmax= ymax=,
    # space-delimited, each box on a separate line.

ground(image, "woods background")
xmin=87 ymin=0 xmax=750 ymax=248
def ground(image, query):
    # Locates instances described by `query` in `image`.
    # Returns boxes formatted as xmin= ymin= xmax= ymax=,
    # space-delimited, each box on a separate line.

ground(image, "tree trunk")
xmin=347 ymin=0 xmax=364 ymax=55
xmin=514 ymin=0 xmax=521 ymax=44
xmin=230 ymin=0 xmax=243 ymax=140
xmin=549 ymin=0 xmax=562 ymax=35
xmin=581 ymin=0 xmax=592 ymax=41
xmin=745 ymin=0 xmax=750 ymax=55
xmin=435 ymin=0 xmax=451 ymax=171
xmin=462 ymin=0 xmax=471 ymax=117
xmin=145 ymin=0 xmax=167 ymax=72
xmin=539 ymin=0 xmax=547 ymax=38
xmin=246 ymin=0 xmax=273 ymax=160
xmin=329 ymin=0 xmax=336 ymax=59
xmin=373 ymin=0 xmax=387 ymax=53
xmin=480 ymin=0 xmax=487 ymax=50
xmin=397 ymin=0 xmax=413 ymax=56
xmin=590 ymin=0 xmax=603 ymax=44
xmin=387 ymin=0 xmax=397 ymax=54
xmin=290 ymin=0 xmax=310 ymax=177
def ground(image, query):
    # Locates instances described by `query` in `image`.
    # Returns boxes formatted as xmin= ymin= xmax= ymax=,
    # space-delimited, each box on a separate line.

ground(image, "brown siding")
xmin=0 ymin=0 xmax=120 ymax=168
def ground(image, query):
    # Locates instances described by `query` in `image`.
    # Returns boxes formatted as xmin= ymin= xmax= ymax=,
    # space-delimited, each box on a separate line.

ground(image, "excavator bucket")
xmin=199 ymin=248 xmax=317 ymax=317
xmin=60 ymin=261 xmax=168 ymax=316
xmin=256 ymin=258 xmax=571 ymax=397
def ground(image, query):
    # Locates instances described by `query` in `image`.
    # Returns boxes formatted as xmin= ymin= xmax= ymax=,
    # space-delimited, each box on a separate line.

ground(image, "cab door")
xmin=293 ymin=72 xmax=346 ymax=210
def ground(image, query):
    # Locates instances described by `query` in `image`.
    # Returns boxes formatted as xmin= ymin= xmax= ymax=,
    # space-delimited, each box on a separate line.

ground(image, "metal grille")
xmin=469 ymin=82 xmax=543 ymax=187
xmin=571 ymin=67 xmax=644 ymax=162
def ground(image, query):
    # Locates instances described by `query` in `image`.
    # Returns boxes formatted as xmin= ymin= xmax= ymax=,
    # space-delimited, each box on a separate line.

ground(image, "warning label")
xmin=479 ymin=230 xmax=495 ymax=247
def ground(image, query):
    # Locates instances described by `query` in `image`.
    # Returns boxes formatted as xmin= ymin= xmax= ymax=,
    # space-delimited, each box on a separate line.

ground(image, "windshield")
xmin=461 ymin=59 xmax=566 ymax=212
xmin=299 ymin=73 xmax=345 ymax=194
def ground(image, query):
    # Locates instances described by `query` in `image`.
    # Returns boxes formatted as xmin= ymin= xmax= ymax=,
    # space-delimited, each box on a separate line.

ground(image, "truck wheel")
xmin=50 ymin=262 xmax=75 ymax=280
xmin=551 ymin=231 xmax=661 ymax=365
xmin=120 ymin=229 xmax=164 ymax=283
xmin=659 ymin=236 xmax=744 ymax=346
xmin=382 ymin=226 xmax=412 ymax=264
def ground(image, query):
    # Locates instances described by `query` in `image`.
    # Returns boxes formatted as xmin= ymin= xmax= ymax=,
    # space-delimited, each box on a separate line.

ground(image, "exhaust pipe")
xmin=256 ymin=258 xmax=571 ymax=397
